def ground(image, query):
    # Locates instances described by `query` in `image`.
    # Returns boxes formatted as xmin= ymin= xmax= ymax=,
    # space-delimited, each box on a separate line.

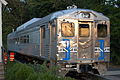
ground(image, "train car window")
xmin=17 ymin=38 xmax=19 ymax=43
xmin=97 ymin=24 xmax=107 ymax=37
xmin=17 ymin=37 xmax=20 ymax=44
xmin=79 ymin=24 xmax=89 ymax=37
xmin=61 ymin=22 xmax=75 ymax=37
xmin=14 ymin=38 xmax=17 ymax=44
xmin=23 ymin=36 xmax=27 ymax=43
xmin=26 ymin=35 xmax=29 ymax=43
xmin=20 ymin=36 xmax=23 ymax=43
xmin=20 ymin=35 xmax=29 ymax=43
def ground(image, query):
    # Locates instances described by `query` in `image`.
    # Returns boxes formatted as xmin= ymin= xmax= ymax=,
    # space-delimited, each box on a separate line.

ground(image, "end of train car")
xmin=7 ymin=6 xmax=110 ymax=76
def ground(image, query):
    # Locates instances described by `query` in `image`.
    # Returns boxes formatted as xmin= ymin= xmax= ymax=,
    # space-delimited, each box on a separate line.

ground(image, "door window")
xmin=79 ymin=24 xmax=89 ymax=37
xmin=97 ymin=24 xmax=107 ymax=37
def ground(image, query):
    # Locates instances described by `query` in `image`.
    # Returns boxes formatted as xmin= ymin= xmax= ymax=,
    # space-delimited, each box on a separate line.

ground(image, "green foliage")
xmin=5 ymin=62 xmax=35 ymax=80
xmin=5 ymin=62 xmax=75 ymax=80
xmin=26 ymin=73 xmax=38 ymax=80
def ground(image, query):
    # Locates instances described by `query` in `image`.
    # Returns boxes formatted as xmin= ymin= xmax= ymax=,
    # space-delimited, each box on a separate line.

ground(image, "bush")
xmin=5 ymin=62 xmax=35 ymax=80
xmin=26 ymin=73 xmax=38 ymax=80
xmin=5 ymin=62 xmax=75 ymax=80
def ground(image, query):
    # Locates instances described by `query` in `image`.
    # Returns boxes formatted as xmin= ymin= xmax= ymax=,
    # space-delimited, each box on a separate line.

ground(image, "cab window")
xmin=79 ymin=24 xmax=89 ymax=37
xmin=61 ymin=22 xmax=75 ymax=37
xmin=97 ymin=24 xmax=107 ymax=37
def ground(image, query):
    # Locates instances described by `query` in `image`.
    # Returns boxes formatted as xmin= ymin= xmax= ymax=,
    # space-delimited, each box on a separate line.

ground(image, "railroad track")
xmin=66 ymin=72 xmax=107 ymax=80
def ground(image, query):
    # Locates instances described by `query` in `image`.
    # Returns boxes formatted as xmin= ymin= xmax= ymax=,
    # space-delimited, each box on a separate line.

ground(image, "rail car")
xmin=7 ymin=6 xmax=110 ymax=76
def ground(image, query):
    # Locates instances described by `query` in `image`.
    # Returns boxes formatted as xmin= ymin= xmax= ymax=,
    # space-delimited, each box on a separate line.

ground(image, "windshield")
xmin=61 ymin=22 xmax=75 ymax=37
xmin=97 ymin=24 xmax=107 ymax=37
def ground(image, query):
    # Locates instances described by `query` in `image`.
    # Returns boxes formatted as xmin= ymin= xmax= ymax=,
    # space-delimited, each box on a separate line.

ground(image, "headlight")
xmin=95 ymin=52 xmax=100 ymax=57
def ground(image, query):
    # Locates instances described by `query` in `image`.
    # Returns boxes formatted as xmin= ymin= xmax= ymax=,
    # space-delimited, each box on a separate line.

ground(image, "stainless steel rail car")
xmin=7 ymin=6 xmax=110 ymax=75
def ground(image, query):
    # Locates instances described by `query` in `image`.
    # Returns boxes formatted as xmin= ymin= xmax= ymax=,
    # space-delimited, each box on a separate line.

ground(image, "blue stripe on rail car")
xmin=98 ymin=40 xmax=105 ymax=60
xmin=62 ymin=39 xmax=70 ymax=60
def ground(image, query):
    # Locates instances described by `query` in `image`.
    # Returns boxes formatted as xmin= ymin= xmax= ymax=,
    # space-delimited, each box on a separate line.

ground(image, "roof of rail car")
xmin=16 ymin=18 xmax=41 ymax=31
xmin=15 ymin=8 xmax=109 ymax=32
xmin=36 ymin=8 xmax=109 ymax=22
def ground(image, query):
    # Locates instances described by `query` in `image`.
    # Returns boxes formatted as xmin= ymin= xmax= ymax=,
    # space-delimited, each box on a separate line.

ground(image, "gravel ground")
xmin=103 ymin=65 xmax=120 ymax=80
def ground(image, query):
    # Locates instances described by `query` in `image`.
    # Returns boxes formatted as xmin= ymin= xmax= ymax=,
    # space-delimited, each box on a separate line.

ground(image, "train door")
xmin=78 ymin=22 xmax=94 ymax=62
xmin=95 ymin=22 xmax=110 ymax=61
xmin=40 ymin=26 xmax=45 ymax=56
xmin=49 ymin=22 xmax=57 ymax=63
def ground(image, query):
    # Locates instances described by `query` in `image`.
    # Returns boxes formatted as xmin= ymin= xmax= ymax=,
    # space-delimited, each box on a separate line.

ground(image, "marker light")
xmin=81 ymin=12 xmax=90 ymax=18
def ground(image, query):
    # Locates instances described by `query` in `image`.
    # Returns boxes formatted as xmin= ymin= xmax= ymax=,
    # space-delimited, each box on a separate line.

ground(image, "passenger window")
xmin=20 ymin=36 xmax=23 ymax=43
xmin=97 ymin=24 xmax=107 ymax=37
xmin=79 ymin=24 xmax=89 ymax=37
xmin=23 ymin=36 xmax=27 ymax=43
xmin=61 ymin=22 xmax=75 ymax=37
xmin=26 ymin=35 xmax=29 ymax=43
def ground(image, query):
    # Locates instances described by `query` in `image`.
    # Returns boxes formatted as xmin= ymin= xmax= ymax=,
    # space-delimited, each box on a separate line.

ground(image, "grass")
xmin=5 ymin=62 xmax=75 ymax=80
